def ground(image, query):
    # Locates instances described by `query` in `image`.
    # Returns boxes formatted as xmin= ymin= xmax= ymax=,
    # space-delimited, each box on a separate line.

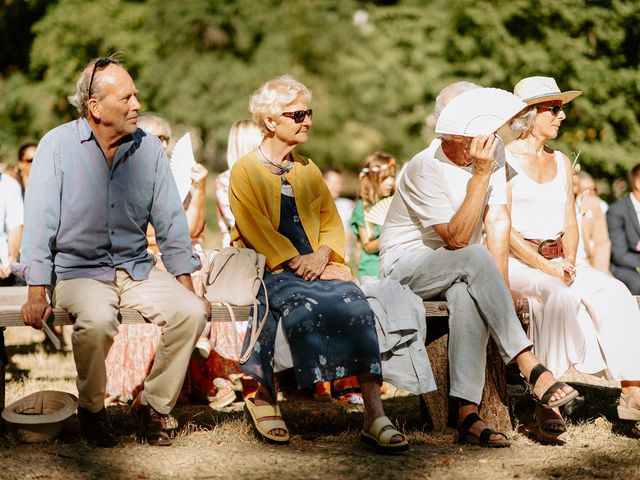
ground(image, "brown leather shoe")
xmin=130 ymin=393 xmax=172 ymax=446
xmin=77 ymin=407 xmax=117 ymax=448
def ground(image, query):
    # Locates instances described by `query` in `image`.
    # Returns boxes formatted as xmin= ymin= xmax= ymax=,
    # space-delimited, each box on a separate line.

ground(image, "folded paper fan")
xmin=169 ymin=133 xmax=197 ymax=202
xmin=364 ymin=196 xmax=393 ymax=226
xmin=435 ymin=87 xmax=526 ymax=137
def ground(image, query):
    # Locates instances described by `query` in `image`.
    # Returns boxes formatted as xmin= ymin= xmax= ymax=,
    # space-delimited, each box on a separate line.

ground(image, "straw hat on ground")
xmin=514 ymin=76 xmax=582 ymax=105
xmin=2 ymin=390 xmax=77 ymax=442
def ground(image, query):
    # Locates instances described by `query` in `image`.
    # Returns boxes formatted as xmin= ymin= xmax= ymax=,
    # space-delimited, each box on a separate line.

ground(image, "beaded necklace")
xmin=258 ymin=146 xmax=292 ymax=175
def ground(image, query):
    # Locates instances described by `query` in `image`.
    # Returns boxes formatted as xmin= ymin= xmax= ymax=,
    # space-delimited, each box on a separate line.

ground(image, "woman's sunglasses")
xmin=281 ymin=109 xmax=313 ymax=123
xmin=538 ymin=104 xmax=564 ymax=116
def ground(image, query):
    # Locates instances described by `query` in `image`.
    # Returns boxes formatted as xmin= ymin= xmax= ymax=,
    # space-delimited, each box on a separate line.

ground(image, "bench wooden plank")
xmin=0 ymin=286 xmax=531 ymax=326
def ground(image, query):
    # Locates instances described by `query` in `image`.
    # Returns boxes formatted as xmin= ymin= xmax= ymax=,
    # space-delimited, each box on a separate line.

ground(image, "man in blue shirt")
xmin=16 ymin=56 xmax=207 ymax=447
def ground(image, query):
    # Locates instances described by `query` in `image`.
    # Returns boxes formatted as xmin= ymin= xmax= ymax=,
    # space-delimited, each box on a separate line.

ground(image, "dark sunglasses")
xmin=281 ymin=109 xmax=313 ymax=123
xmin=88 ymin=57 xmax=117 ymax=98
xmin=538 ymin=104 xmax=564 ymax=116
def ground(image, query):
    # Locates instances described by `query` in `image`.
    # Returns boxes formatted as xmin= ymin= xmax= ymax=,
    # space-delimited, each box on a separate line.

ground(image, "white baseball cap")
xmin=435 ymin=87 xmax=526 ymax=136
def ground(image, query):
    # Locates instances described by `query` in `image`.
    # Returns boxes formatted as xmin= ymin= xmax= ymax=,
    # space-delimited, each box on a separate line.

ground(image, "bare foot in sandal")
xmin=618 ymin=386 xmax=640 ymax=420
xmin=458 ymin=402 xmax=510 ymax=447
xmin=515 ymin=352 xmax=578 ymax=407
xmin=254 ymin=387 xmax=287 ymax=438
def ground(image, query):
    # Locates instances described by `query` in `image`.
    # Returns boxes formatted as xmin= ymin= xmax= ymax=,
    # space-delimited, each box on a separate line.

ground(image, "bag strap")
xmin=239 ymin=277 xmax=269 ymax=364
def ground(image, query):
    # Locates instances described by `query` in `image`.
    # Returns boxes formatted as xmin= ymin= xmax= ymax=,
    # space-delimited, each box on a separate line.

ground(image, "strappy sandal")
xmin=527 ymin=364 xmax=579 ymax=409
xmin=360 ymin=416 xmax=409 ymax=454
xmin=458 ymin=413 xmax=510 ymax=448
xmin=618 ymin=387 xmax=640 ymax=421
xmin=534 ymin=405 xmax=567 ymax=445
xmin=244 ymin=398 xmax=290 ymax=444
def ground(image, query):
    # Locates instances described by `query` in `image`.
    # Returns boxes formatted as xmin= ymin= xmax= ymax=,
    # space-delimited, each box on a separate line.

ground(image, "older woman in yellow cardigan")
xmin=229 ymin=75 xmax=407 ymax=453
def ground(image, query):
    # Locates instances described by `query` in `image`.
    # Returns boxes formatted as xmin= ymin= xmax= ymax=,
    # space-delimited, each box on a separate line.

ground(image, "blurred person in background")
xmin=507 ymin=76 xmax=640 ymax=443
xmin=573 ymin=170 xmax=611 ymax=274
xmin=10 ymin=142 xmax=37 ymax=197
xmin=607 ymin=164 xmax=640 ymax=295
xmin=139 ymin=114 xmax=208 ymax=250
xmin=575 ymin=170 xmax=608 ymax=214
xmin=322 ymin=168 xmax=356 ymax=265
xmin=230 ymin=74 xmax=407 ymax=452
xmin=0 ymin=170 xmax=23 ymax=285
xmin=214 ymin=120 xmax=263 ymax=248
xmin=351 ymin=152 xmax=397 ymax=279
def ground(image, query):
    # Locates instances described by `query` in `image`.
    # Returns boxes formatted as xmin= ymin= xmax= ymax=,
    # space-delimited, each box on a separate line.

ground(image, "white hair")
xmin=434 ymin=81 xmax=482 ymax=123
xmin=509 ymin=105 xmax=538 ymax=138
xmin=249 ymin=75 xmax=312 ymax=134
xmin=67 ymin=54 xmax=123 ymax=117
xmin=138 ymin=114 xmax=172 ymax=140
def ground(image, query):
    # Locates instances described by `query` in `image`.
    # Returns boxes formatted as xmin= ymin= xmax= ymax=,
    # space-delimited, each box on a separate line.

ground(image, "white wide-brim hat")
xmin=435 ymin=87 xmax=527 ymax=136
xmin=514 ymin=76 xmax=582 ymax=105
xmin=2 ymin=390 xmax=77 ymax=442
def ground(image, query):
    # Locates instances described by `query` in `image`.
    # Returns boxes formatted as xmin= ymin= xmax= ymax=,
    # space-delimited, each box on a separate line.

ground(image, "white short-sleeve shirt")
xmin=379 ymin=138 xmax=507 ymax=269
xmin=0 ymin=173 xmax=24 ymax=265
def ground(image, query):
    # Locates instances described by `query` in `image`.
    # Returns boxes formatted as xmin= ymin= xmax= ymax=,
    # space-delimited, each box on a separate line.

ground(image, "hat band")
xmin=522 ymin=91 xmax=562 ymax=100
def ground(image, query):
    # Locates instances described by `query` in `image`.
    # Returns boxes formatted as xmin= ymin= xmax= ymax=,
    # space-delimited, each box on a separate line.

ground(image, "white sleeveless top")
xmin=509 ymin=151 xmax=567 ymax=240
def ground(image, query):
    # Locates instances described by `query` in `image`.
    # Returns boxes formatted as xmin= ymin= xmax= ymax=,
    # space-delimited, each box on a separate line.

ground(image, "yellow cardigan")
xmin=229 ymin=151 xmax=346 ymax=271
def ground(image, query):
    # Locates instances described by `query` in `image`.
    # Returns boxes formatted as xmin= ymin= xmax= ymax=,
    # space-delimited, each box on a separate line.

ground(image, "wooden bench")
xmin=0 ymin=285 xmax=531 ymax=430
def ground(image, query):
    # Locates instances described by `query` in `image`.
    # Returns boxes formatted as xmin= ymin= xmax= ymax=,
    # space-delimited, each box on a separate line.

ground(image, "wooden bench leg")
xmin=421 ymin=333 xmax=512 ymax=434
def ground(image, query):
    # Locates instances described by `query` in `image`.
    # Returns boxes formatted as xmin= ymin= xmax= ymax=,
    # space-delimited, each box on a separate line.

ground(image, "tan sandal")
xmin=244 ymin=398 xmax=289 ymax=444
xmin=618 ymin=388 xmax=640 ymax=421
xmin=360 ymin=416 xmax=408 ymax=453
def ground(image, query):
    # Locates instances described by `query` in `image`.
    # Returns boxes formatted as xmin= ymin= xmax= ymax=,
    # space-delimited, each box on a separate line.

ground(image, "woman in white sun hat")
xmin=505 ymin=76 xmax=640 ymax=444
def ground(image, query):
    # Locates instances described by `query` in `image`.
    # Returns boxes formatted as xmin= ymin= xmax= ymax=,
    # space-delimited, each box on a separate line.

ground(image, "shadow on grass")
xmin=531 ymin=448 xmax=639 ymax=480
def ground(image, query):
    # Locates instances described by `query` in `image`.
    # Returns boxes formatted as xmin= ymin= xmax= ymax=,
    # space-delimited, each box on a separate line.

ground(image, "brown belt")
xmin=525 ymin=235 xmax=564 ymax=260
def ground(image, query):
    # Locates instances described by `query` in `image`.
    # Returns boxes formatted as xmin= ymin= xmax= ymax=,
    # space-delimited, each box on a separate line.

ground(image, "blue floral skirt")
xmin=239 ymin=270 xmax=382 ymax=397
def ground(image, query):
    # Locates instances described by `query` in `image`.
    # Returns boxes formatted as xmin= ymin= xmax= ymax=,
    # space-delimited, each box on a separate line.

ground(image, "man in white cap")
xmin=378 ymin=82 xmax=578 ymax=447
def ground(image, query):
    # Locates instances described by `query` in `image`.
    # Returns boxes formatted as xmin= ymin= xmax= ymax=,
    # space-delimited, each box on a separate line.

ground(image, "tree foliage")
xmin=1 ymin=0 xmax=639 ymax=192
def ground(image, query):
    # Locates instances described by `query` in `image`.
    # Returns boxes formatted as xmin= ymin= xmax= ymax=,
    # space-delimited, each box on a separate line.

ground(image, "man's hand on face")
xmin=469 ymin=134 xmax=499 ymax=176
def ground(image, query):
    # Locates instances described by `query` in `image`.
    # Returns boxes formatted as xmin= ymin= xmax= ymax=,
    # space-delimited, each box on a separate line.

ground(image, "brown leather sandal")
xmin=458 ymin=413 xmax=510 ymax=448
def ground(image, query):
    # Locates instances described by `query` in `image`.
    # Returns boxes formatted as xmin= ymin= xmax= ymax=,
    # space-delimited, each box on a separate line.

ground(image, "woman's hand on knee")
xmin=320 ymin=264 xmax=352 ymax=282
xmin=288 ymin=246 xmax=331 ymax=281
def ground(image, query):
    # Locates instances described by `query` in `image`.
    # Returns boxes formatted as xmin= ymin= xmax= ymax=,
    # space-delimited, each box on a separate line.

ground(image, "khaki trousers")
xmin=54 ymin=267 xmax=206 ymax=414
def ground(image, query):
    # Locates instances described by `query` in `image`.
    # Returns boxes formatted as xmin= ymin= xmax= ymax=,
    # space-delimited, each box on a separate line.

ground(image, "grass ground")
xmin=3 ymin=327 xmax=640 ymax=480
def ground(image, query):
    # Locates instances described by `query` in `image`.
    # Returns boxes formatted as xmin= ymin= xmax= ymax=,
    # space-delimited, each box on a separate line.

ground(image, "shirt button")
xmin=110 ymin=230 xmax=115 ymax=235
xmin=111 ymin=203 xmax=115 ymax=208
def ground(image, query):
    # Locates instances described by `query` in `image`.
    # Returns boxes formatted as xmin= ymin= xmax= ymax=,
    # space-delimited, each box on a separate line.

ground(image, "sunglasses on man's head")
xmin=88 ymin=57 xmax=117 ymax=98
xmin=281 ymin=109 xmax=313 ymax=123
xmin=538 ymin=104 xmax=564 ymax=116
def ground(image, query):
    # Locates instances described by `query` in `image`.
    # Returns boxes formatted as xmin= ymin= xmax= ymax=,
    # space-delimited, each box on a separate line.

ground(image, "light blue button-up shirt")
xmin=15 ymin=117 xmax=201 ymax=285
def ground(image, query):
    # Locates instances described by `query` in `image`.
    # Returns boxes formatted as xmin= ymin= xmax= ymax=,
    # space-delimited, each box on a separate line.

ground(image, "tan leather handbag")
xmin=202 ymin=247 xmax=268 ymax=363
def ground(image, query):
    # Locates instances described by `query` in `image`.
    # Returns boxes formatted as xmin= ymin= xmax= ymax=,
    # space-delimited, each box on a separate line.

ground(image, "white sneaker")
xmin=194 ymin=338 xmax=212 ymax=359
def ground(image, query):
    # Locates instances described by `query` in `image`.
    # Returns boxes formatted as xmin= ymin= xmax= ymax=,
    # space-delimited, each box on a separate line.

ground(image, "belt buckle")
xmin=537 ymin=239 xmax=556 ymax=258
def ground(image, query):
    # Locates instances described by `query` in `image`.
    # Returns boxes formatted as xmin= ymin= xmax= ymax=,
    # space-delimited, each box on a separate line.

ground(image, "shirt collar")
xmin=630 ymin=193 xmax=640 ymax=214
xmin=78 ymin=117 xmax=141 ymax=166
xmin=78 ymin=117 xmax=94 ymax=143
